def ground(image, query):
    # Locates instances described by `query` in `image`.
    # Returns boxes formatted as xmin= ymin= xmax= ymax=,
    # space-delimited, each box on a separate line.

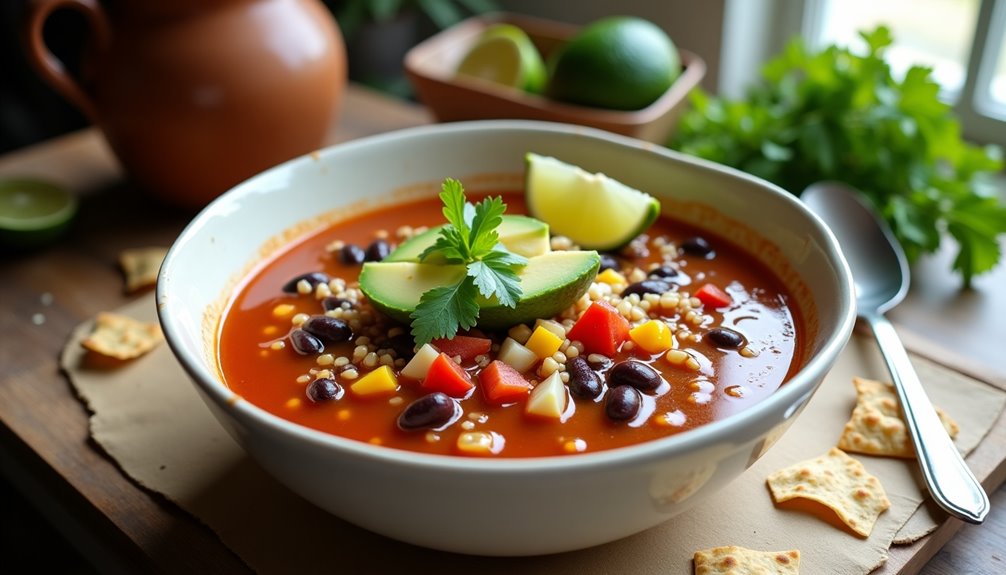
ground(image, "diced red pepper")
xmin=566 ymin=300 xmax=631 ymax=357
xmin=432 ymin=335 xmax=492 ymax=362
xmin=694 ymin=283 xmax=732 ymax=308
xmin=422 ymin=352 xmax=474 ymax=397
xmin=479 ymin=360 xmax=532 ymax=405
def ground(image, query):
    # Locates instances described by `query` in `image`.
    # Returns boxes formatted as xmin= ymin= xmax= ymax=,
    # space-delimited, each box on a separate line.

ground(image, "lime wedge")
xmin=0 ymin=179 xmax=77 ymax=249
xmin=456 ymin=24 xmax=546 ymax=94
xmin=525 ymin=153 xmax=660 ymax=251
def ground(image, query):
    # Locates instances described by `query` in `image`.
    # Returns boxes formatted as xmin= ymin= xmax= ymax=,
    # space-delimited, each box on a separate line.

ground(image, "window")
xmin=721 ymin=0 xmax=1006 ymax=147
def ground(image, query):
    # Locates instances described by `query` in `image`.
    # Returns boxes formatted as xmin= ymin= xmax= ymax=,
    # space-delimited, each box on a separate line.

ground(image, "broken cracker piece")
xmin=81 ymin=312 xmax=163 ymax=360
xmin=693 ymin=545 xmax=800 ymax=574
xmin=766 ymin=447 xmax=890 ymax=537
xmin=838 ymin=376 xmax=959 ymax=458
xmin=119 ymin=246 xmax=169 ymax=293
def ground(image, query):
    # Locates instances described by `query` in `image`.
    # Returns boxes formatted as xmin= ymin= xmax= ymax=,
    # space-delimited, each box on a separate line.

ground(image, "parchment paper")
xmin=61 ymin=295 xmax=1005 ymax=573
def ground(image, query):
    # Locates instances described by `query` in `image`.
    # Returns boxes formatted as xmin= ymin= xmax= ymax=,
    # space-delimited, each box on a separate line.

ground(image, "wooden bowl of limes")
xmin=404 ymin=13 xmax=706 ymax=144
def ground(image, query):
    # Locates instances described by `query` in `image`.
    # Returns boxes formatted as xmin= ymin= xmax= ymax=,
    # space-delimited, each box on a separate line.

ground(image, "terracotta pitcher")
xmin=25 ymin=0 xmax=347 ymax=208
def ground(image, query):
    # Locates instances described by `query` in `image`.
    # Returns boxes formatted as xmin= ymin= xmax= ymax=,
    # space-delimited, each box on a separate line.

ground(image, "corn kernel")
xmin=456 ymin=431 xmax=499 ymax=455
xmin=272 ymin=304 xmax=296 ymax=318
xmin=337 ymin=409 xmax=351 ymax=421
xmin=524 ymin=326 xmax=563 ymax=360
xmin=629 ymin=320 xmax=676 ymax=354
xmin=507 ymin=323 xmax=534 ymax=344
xmin=562 ymin=438 xmax=587 ymax=454
xmin=349 ymin=365 xmax=398 ymax=397
xmin=534 ymin=318 xmax=567 ymax=339
xmin=665 ymin=349 xmax=701 ymax=371
xmin=284 ymin=398 xmax=301 ymax=409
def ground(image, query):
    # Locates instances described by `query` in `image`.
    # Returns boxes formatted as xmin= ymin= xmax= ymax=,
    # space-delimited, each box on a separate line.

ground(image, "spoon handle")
xmin=863 ymin=311 xmax=990 ymax=524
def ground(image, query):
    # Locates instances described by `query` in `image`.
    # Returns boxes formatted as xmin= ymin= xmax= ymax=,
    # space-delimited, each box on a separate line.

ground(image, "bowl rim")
xmin=157 ymin=119 xmax=856 ymax=474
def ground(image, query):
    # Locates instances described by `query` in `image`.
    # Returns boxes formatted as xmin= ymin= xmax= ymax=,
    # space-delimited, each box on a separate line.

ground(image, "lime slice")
xmin=0 ymin=179 xmax=78 ymax=249
xmin=456 ymin=24 xmax=546 ymax=94
xmin=525 ymin=153 xmax=660 ymax=251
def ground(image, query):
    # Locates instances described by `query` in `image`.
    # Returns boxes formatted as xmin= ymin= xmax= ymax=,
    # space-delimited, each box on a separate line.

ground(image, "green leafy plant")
xmin=410 ymin=179 xmax=526 ymax=345
xmin=670 ymin=27 xmax=1005 ymax=286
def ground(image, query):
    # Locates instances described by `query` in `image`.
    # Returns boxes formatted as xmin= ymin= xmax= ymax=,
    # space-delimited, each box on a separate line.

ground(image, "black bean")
xmin=339 ymin=244 xmax=365 ymax=265
xmin=290 ymin=328 xmax=324 ymax=355
xmin=281 ymin=271 xmax=330 ymax=294
xmin=567 ymin=356 xmax=603 ymax=399
xmin=385 ymin=333 xmax=416 ymax=360
xmin=681 ymin=236 xmax=715 ymax=259
xmin=648 ymin=265 xmax=680 ymax=279
xmin=321 ymin=296 xmax=354 ymax=312
xmin=301 ymin=315 xmax=353 ymax=344
xmin=622 ymin=279 xmax=672 ymax=298
xmin=707 ymin=327 xmax=745 ymax=349
xmin=598 ymin=253 xmax=621 ymax=273
xmin=365 ymin=239 xmax=392 ymax=262
xmin=397 ymin=392 xmax=459 ymax=431
xmin=605 ymin=385 xmax=642 ymax=421
xmin=608 ymin=360 xmax=661 ymax=391
xmin=306 ymin=378 xmax=343 ymax=402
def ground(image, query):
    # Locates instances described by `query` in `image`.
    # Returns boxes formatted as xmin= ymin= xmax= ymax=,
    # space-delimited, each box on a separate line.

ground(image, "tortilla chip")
xmin=119 ymin=247 xmax=169 ymax=293
xmin=837 ymin=377 xmax=959 ymax=458
xmin=693 ymin=546 xmax=800 ymax=574
xmin=81 ymin=312 xmax=163 ymax=360
xmin=766 ymin=447 xmax=890 ymax=537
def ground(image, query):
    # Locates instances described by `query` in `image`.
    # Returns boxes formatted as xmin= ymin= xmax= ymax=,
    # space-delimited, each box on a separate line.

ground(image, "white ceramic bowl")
xmin=157 ymin=120 xmax=855 ymax=556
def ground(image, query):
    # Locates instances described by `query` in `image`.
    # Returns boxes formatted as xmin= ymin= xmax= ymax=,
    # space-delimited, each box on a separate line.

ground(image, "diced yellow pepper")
xmin=524 ymin=325 xmax=563 ymax=360
xmin=629 ymin=320 xmax=675 ymax=353
xmin=596 ymin=268 xmax=626 ymax=285
xmin=350 ymin=365 xmax=399 ymax=397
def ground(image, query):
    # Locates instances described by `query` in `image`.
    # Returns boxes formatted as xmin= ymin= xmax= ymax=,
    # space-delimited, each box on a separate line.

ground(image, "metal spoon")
xmin=802 ymin=181 xmax=989 ymax=524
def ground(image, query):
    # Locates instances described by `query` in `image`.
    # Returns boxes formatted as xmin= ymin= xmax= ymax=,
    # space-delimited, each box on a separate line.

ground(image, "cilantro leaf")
xmin=440 ymin=178 xmax=470 ymax=239
xmin=467 ymin=260 xmax=522 ymax=307
xmin=409 ymin=277 xmax=480 ymax=342
xmin=468 ymin=195 xmax=506 ymax=256
xmin=409 ymin=179 xmax=527 ymax=345
xmin=670 ymin=25 xmax=1005 ymax=286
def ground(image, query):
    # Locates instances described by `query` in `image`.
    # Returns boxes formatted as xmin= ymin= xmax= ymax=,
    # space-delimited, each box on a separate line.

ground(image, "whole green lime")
xmin=547 ymin=16 xmax=681 ymax=110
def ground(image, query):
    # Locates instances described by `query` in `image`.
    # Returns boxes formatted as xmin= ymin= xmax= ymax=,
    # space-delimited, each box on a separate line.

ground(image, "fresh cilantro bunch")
xmin=410 ymin=178 xmax=527 ymax=345
xmin=670 ymin=27 xmax=1006 ymax=286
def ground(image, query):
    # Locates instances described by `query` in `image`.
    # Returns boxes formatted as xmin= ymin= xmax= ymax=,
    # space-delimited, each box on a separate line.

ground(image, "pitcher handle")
xmin=24 ymin=0 xmax=110 ymax=121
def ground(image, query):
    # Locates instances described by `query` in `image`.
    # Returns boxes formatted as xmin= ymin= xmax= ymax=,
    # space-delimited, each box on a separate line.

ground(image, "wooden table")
xmin=1 ymin=84 xmax=1003 ymax=574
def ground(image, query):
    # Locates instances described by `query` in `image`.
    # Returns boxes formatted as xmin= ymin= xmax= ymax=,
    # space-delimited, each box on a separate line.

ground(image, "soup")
xmin=218 ymin=192 xmax=803 ymax=457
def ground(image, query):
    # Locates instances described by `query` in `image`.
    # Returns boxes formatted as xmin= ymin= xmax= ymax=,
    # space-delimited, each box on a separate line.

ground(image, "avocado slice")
xmin=386 ymin=215 xmax=551 ymax=262
xmin=360 ymin=250 xmax=600 ymax=330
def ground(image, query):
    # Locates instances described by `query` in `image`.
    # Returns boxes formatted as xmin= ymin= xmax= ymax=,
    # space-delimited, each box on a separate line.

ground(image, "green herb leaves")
xmin=410 ymin=179 xmax=527 ymax=345
xmin=670 ymin=26 xmax=1005 ymax=286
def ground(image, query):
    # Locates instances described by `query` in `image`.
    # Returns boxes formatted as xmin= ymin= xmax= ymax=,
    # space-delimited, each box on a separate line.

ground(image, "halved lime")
xmin=525 ymin=153 xmax=660 ymax=251
xmin=456 ymin=24 xmax=547 ymax=94
xmin=0 ymin=179 xmax=78 ymax=249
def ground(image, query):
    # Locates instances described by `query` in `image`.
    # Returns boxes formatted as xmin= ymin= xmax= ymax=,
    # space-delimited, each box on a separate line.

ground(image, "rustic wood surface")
xmin=0 ymin=83 xmax=1003 ymax=574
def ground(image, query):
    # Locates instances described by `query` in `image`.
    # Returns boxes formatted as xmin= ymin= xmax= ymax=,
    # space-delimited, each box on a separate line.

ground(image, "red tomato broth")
xmin=218 ymin=192 xmax=805 ymax=457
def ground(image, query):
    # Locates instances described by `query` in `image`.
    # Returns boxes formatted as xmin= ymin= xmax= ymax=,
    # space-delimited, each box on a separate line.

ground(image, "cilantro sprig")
xmin=409 ymin=179 xmax=527 ymax=345
xmin=671 ymin=26 xmax=1005 ymax=286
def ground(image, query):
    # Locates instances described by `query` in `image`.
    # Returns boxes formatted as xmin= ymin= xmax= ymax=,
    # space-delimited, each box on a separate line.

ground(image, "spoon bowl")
xmin=803 ymin=181 xmax=989 ymax=524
